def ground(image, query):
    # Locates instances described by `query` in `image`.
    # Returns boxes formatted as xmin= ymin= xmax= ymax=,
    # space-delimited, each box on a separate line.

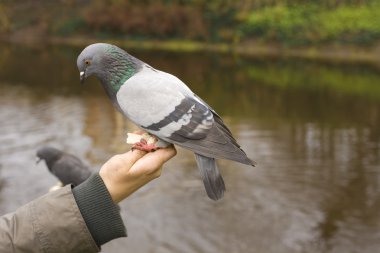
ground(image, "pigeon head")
xmin=77 ymin=43 xmax=142 ymax=95
xmin=36 ymin=146 xmax=63 ymax=170
xmin=77 ymin=43 xmax=109 ymax=84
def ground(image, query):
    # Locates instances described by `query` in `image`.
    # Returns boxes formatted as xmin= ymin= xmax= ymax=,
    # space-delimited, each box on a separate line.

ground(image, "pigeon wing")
xmin=52 ymin=154 xmax=91 ymax=186
xmin=116 ymin=67 xmax=255 ymax=165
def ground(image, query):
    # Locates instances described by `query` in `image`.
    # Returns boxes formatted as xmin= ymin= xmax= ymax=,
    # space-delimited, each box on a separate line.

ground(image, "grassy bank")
xmin=1 ymin=1 xmax=380 ymax=64
xmin=2 ymin=35 xmax=379 ymax=65
xmin=2 ymin=1 xmax=380 ymax=46
xmin=241 ymin=2 xmax=380 ymax=45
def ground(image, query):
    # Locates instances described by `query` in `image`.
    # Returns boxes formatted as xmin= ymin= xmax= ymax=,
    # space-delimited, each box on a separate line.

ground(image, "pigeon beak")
xmin=36 ymin=157 xmax=42 ymax=164
xmin=80 ymin=71 xmax=85 ymax=84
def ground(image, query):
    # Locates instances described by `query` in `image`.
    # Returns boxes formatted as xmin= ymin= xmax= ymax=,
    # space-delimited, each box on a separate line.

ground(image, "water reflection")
xmin=0 ymin=43 xmax=380 ymax=253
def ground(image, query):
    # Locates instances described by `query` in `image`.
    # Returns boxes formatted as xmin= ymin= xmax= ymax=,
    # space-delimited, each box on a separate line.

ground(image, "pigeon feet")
xmin=127 ymin=132 xmax=161 ymax=152
xmin=131 ymin=138 xmax=160 ymax=152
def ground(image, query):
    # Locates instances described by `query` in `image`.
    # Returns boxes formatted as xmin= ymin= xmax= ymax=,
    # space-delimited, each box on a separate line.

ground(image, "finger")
xmin=143 ymin=145 xmax=176 ymax=162
xmin=132 ymin=146 xmax=177 ymax=174
xmin=118 ymin=149 xmax=147 ymax=168
xmin=154 ymin=145 xmax=177 ymax=163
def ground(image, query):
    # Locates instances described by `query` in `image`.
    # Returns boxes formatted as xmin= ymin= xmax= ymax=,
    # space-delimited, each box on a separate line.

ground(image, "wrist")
xmin=72 ymin=173 xmax=127 ymax=246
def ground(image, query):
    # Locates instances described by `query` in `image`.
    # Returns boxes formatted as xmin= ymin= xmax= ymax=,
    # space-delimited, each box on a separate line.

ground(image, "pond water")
xmin=0 ymin=43 xmax=380 ymax=253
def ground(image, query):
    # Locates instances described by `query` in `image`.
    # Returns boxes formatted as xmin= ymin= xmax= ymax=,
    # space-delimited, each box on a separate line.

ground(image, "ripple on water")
xmin=0 ymin=84 xmax=92 ymax=212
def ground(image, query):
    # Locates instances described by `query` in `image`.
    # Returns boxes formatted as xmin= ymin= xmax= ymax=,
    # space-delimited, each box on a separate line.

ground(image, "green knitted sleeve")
xmin=72 ymin=173 xmax=127 ymax=246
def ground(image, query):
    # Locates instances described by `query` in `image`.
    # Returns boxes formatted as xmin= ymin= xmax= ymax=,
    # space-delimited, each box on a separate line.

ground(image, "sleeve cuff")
xmin=72 ymin=173 xmax=126 ymax=246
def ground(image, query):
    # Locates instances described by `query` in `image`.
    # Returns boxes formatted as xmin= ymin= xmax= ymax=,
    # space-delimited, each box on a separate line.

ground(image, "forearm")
xmin=0 ymin=173 xmax=126 ymax=253
xmin=0 ymin=146 xmax=175 ymax=253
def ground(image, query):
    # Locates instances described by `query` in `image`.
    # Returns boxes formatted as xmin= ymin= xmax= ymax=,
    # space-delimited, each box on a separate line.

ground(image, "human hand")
xmin=99 ymin=146 xmax=177 ymax=203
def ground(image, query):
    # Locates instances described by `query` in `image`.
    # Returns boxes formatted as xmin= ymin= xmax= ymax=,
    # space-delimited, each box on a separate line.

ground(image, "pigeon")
xmin=36 ymin=146 xmax=92 ymax=186
xmin=77 ymin=43 xmax=256 ymax=200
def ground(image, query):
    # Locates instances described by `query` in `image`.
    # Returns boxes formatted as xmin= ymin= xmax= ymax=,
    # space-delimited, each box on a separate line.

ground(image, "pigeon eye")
xmin=85 ymin=60 xmax=91 ymax=66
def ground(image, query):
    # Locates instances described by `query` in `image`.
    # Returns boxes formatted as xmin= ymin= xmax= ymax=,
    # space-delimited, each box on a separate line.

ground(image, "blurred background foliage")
xmin=1 ymin=0 xmax=380 ymax=46
xmin=1 ymin=3 xmax=380 ymax=252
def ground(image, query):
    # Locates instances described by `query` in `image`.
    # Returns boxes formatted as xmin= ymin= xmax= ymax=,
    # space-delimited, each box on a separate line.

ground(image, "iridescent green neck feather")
xmin=99 ymin=45 xmax=142 ymax=99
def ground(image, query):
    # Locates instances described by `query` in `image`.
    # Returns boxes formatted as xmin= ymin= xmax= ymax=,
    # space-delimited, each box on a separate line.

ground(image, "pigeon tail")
xmin=195 ymin=153 xmax=225 ymax=201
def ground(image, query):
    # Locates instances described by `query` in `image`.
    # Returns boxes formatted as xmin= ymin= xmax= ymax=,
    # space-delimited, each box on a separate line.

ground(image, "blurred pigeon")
xmin=36 ymin=146 xmax=92 ymax=187
xmin=77 ymin=43 xmax=256 ymax=200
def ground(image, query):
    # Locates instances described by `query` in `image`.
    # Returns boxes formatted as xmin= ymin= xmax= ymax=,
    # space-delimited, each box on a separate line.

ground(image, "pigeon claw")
xmin=131 ymin=138 xmax=160 ymax=152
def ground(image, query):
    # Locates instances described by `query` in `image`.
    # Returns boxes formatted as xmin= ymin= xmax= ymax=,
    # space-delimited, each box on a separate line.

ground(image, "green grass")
xmin=242 ymin=2 xmax=380 ymax=45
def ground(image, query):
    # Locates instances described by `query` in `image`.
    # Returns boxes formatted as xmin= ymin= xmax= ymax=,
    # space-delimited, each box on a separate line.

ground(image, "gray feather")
xmin=36 ymin=146 xmax=92 ymax=186
xmin=166 ymin=115 xmax=256 ymax=166
xmin=77 ymin=43 xmax=257 ymax=201
xmin=195 ymin=154 xmax=225 ymax=200
xmin=144 ymin=97 xmax=196 ymax=132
